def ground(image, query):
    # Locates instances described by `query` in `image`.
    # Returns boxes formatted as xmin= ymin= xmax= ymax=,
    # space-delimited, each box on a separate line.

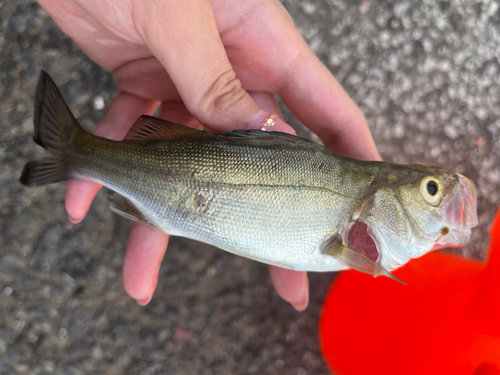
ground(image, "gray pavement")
xmin=1 ymin=0 xmax=499 ymax=374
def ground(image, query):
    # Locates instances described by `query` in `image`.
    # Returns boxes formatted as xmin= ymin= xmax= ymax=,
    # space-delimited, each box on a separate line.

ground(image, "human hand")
xmin=37 ymin=0 xmax=380 ymax=310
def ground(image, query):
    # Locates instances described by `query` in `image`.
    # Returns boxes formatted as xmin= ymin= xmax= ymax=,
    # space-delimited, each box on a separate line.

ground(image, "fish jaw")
xmin=438 ymin=173 xmax=478 ymax=247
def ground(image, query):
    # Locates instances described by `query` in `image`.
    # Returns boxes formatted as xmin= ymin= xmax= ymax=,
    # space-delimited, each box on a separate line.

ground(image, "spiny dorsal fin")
xmin=124 ymin=115 xmax=201 ymax=142
xmin=108 ymin=194 xmax=156 ymax=228
xmin=217 ymin=129 xmax=313 ymax=143
xmin=125 ymin=116 xmax=315 ymax=144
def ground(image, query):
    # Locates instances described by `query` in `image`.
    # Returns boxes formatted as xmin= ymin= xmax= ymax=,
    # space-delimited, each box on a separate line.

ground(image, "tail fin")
xmin=20 ymin=71 xmax=83 ymax=186
xmin=20 ymin=157 xmax=69 ymax=186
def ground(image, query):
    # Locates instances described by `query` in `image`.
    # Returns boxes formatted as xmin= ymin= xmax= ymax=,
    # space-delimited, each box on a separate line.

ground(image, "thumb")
xmin=133 ymin=0 xmax=272 ymax=131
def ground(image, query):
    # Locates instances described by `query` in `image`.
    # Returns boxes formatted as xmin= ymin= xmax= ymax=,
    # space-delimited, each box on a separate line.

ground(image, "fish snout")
xmin=442 ymin=173 xmax=478 ymax=245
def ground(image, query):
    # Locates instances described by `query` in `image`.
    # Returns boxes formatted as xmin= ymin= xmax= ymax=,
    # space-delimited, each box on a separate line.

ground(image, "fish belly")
xmin=130 ymin=181 xmax=356 ymax=271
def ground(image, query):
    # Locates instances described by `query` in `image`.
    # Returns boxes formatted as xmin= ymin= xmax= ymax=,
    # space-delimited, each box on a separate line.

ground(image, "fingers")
xmin=249 ymin=92 xmax=282 ymax=116
xmin=211 ymin=0 xmax=379 ymax=160
xmin=247 ymin=91 xmax=292 ymax=133
xmin=65 ymin=93 xmax=158 ymax=223
xmin=65 ymin=180 xmax=102 ymax=224
xmin=132 ymin=0 xmax=264 ymax=132
xmin=158 ymin=101 xmax=204 ymax=130
xmin=268 ymin=266 xmax=309 ymax=311
xmin=123 ymin=223 xmax=169 ymax=305
xmin=278 ymin=49 xmax=381 ymax=161
xmin=45 ymin=0 xmax=295 ymax=134
xmin=37 ymin=0 xmax=151 ymax=72
xmin=113 ymin=57 xmax=182 ymax=103
xmin=93 ymin=94 xmax=159 ymax=140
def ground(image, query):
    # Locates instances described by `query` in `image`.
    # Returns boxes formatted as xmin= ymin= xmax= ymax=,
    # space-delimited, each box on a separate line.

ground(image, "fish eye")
xmin=427 ymin=180 xmax=439 ymax=196
xmin=420 ymin=176 xmax=442 ymax=206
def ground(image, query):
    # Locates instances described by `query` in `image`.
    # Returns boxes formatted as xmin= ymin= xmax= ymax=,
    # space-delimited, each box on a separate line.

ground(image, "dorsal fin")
xmin=124 ymin=115 xmax=201 ymax=142
xmin=217 ymin=129 xmax=314 ymax=143
xmin=125 ymin=116 xmax=315 ymax=144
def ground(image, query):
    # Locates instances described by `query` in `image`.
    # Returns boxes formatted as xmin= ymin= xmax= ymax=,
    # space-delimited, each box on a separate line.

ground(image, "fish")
xmin=20 ymin=71 xmax=478 ymax=282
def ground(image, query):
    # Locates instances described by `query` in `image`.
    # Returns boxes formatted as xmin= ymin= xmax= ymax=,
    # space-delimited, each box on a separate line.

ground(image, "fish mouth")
xmin=440 ymin=173 xmax=478 ymax=246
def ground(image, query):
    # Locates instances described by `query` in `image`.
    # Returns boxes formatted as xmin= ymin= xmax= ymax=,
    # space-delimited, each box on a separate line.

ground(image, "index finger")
xmin=278 ymin=48 xmax=381 ymax=161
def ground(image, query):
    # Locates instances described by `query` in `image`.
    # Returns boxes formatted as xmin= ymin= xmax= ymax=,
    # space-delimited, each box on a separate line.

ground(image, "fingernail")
xmin=137 ymin=295 xmax=152 ymax=306
xmin=291 ymin=280 xmax=309 ymax=311
xmin=247 ymin=110 xmax=293 ymax=133
xmin=290 ymin=296 xmax=309 ymax=311
xmin=137 ymin=265 xmax=160 ymax=306
xmin=68 ymin=214 xmax=82 ymax=224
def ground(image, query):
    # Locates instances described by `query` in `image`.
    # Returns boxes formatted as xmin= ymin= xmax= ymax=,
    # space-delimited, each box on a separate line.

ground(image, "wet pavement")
xmin=1 ymin=1 xmax=500 ymax=374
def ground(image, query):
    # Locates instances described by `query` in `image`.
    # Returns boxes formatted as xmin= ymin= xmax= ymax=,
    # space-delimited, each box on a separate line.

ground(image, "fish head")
xmin=357 ymin=166 xmax=478 ymax=270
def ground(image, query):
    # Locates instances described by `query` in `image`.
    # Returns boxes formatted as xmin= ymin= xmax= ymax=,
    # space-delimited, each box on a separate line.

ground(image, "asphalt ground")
xmin=1 ymin=1 xmax=500 ymax=374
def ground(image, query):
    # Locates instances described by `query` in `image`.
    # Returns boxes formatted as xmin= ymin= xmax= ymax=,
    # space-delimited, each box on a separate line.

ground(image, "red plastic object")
xmin=319 ymin=208 xmax=500 ymax=375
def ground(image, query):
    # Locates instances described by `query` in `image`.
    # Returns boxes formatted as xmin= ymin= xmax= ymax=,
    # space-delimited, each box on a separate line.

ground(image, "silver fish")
xmin=21 ymin=72 xmax=478 ymax=282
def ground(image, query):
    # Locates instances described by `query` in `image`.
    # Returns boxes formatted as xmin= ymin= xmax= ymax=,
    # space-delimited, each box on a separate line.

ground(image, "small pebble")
xmin=58 ymin=328 xmax=67 ymax=337
xmin=10 ymin=15 xmax=26 ymax=33
xmin=62 ymin=273 xmax=75 ymax=285
xmin=91 ymin=345 xmax=103 ymax=360
xmin=379 ymin=30 xmax=391 ymax=42
xmin=93 ymin=96 xmax=105 ymax=110
xmin=444 ymin=125 xmax=459 ymax=140
xmin=475 ymin=108 xmax=488 ymax=120
xmin=301 ymin=2 xmax=316 ymax=15
xmin=22 ymin=117 xmax=33 ymax=132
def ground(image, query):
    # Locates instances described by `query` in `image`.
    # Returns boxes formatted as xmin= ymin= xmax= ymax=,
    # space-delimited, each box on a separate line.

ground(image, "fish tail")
xmin=20 ymin=157 xmax=69 ymax=186
xmin=20 ymin=71 xmax=84 ymax=186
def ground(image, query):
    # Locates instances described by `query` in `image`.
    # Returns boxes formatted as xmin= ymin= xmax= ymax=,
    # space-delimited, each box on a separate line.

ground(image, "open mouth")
xmin=347 ymin=220 xmax=379 ymax=262
xmin=444 ymin=173 xmax=478 ymax=231
xmin=441 ymin=173 xmax=478 ymax=246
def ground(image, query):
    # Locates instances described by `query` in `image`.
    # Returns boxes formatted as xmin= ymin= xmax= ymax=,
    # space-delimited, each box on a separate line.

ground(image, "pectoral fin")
xmin=323 ymin=238 xmax=405 ymax=284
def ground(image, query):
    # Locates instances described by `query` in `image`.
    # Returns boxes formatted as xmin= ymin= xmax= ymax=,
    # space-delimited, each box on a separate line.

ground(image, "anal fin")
xmin=108 ymin=194 xmax=154 ymax=228
xmin=323 ymin=237 xmax=405 ymax=284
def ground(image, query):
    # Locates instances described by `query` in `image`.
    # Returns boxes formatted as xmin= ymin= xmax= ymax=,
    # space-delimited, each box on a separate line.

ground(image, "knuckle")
xmin=195 ymin=69 xmax=247 ymax=121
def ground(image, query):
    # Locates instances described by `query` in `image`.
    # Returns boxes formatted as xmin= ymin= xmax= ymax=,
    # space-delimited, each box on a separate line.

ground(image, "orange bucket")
xmin=320 ymin=208 xmax=500 ymax=375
